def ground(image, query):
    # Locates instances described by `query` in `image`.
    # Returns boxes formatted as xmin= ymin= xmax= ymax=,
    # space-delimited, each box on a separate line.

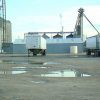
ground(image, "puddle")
xmin=12 ymin=67 xmax=28 ymax=74
xmin=31 ymin=81 xmax=46 ymax=84
xmin=0 ymin=70 xmax=26 ymax=75
xmin=13 ymin=66 xmax=48 ymax=69
xmin=0 ymin=60 xmax=26 ymax=64
xmin=0 ymin=60 xmax=45 ymax=65
xmin=43 ymin=62 xmax=61 ymax=65
xmin=12 ymin=67 xmax=27 ymax=70
xmin=32 ymin=67 xmax=48 ymax=69
xmin=29 ymin=62 xmax=44 ymax=65
xmin=0 ymin=66 xmax=49 ymax=75
xmin=12 ymin=67 xmax=26 ymax=69
xmin=0 ymin=60 xmax=15 ymax=64
xmin=12 ymin=71 xmax=26 ymax=74
xmin=0 ymin=69 xmax=91 ymax=77
xmin=0 ymin=66 xmax=27 ymax=75
xmin=0 ymin=60 xmax=61 ymax=67
xmin=37 ymin=69 xmax=91 ymax=77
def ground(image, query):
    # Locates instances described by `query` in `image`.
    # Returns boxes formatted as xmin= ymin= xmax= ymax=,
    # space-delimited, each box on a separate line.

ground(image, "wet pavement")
xmin=0 ymin=54 xmax=100 ymax=100
xmin=0 ymin=59 xmax=98 ymax=77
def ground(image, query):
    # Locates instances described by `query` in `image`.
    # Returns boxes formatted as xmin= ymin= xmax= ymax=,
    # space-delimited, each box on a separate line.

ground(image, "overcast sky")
xmin=6 ymin=0 xmax=100 ymax=41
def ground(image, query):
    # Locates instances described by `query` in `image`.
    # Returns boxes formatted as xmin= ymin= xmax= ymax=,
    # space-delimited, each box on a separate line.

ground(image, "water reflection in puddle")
xmin=0 ymin=65 xmax=49 ymax=75
xmin=0 ymin=60 xmax=14 ymax=64
xmin=0 ymin=70 xmax=26 ymax=75
xmin=31 ymin=81 xmax=46 ymax=84
xmin=40 ymin=69 xmax=91 ymax=77
xmin=0 ymin=67 xmax=27 ymax=75
xmin=0 ymin=67 xmax=92 ymax=77
xmin=0 ymin=60 xmax=44 ymax=65
xmin=43 ymin=62 xmax=61 ymax=65
xmin=13 ymin=66 xmax=48 ymax=69
xmin=12 ymin=71 xmax=26 ymax=74
xmin=0 ymin=60 xmax=61 ymax=68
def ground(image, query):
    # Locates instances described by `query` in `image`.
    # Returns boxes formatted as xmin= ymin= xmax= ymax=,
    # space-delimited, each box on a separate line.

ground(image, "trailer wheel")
xmin=97 ymin=51 xmax=100 ymax=57
xmin=42 ymin=50 xmax=46 ymax=56
xmin=33 ymin=52 xmax=37 ymax=56
xmin=98 ymin=51 xmax=100 ymax=56
xmin=86 ymin=49 xmax=91 ymax=56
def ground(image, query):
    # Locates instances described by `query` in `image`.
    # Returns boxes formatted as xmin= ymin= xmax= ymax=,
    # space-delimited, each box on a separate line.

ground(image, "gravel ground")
xmin=0 ymin=53 xmax=100 ymax=100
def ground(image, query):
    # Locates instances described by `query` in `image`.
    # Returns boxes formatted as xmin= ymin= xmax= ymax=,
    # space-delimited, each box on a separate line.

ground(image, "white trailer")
xmin=86 ymin=35 xmax=100 ymax=56
xmin=25 ymin=33 xmax=46 ymax=56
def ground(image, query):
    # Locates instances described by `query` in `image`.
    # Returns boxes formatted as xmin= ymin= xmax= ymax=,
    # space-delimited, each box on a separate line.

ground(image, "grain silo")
xmin=0 ymin=18 xmax=12 ymax=52
xmin=0 ymin=0 xmax=12 ymax=53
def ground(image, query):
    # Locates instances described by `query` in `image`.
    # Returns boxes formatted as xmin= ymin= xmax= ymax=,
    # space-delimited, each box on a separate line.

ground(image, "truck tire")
xmin=42 ymin=50 xmax=46 ymax=56
xmin=33 ymin=51 xmax=37 ymax=56
xmin=32 ymin=50 xmax=38 ymax=56
xmin=97 ymin=51 xmax=100 ymax=57
xmin=33 ymin=53 xmax=37 ymax=56
xmin=98 ymin=52 xmax=100 ymax=56
xmin=86 ymin=49 xmax=91 ymax=56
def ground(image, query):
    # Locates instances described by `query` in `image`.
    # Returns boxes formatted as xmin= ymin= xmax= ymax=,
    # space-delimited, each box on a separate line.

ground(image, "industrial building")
xmin=12 ymin=8 xmax=85 ymax=54
xmin=3 ymin=7 xmax=99 ymax=55
xmin=0 ymin=0 xmax=98 ymax=55
xmin=0 ymin=7 xmax=87 ymax=54
xmin=13 ymin=32 xmax=84 ymax=54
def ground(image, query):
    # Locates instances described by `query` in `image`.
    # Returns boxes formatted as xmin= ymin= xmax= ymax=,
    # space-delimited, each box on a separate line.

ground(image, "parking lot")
xmin=0 ymin=53 xmax=100 ymax=100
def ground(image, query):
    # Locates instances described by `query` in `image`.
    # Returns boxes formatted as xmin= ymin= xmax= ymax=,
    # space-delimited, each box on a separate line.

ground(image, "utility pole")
xmin=0 ymin=0 xmax=6 ymax=53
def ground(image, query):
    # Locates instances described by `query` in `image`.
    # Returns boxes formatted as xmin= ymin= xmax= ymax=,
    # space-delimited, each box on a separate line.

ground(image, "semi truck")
xmin=25 ymin=33 xmax=46 ymax=56
xmin=86 ymin=35 xmax=100 ymax=56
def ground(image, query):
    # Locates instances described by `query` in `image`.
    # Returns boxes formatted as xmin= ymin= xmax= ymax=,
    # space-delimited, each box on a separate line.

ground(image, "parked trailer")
xmin=25 ymin=33 xmax=46 ymax=56
xmin=86 ymin=35 xmax=100 ymax=56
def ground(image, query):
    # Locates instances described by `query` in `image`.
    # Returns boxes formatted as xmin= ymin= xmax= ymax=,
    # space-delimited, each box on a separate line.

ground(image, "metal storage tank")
xmin=70 ymin=46 xmax=78 ymax=55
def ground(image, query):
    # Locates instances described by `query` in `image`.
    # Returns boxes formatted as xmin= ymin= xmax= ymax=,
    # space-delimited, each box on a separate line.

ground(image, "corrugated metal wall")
xmin=47 ymin=43 xmax=84 ymax=53
xmin=13 ymin=44 xmax=27 ymax=54
xmin=11 ymin=43 xmax=84 ymax=54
